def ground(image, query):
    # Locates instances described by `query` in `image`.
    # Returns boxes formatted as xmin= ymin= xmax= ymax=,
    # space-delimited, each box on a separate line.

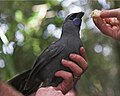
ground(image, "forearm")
xmin=0 ymin=81 xmax=23 ymax=96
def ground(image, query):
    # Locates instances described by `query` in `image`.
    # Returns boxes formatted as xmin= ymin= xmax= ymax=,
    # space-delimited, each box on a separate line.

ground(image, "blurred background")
xmin=0 ymin=0 xmax=120 ymax=96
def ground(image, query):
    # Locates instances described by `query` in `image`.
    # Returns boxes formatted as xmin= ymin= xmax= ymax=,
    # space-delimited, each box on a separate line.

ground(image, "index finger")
xmin=101 ymin=8 xmax=120 ymax=20
xmin=93 ymin=16 xmax=113 ymax=37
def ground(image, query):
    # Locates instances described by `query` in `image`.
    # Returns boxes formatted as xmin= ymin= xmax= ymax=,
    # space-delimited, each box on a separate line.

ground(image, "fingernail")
xmin=70 ymin=54 xmax=75 ymax=58
xmin=62 ymin=59 xmax=66 ymax=63
xmin=80 ymin=47 xmax=85 ymax=52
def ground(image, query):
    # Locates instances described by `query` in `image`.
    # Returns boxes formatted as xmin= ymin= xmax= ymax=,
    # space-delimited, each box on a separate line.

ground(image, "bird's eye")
xmin=73 ymin=18 xmax=80 ymax=26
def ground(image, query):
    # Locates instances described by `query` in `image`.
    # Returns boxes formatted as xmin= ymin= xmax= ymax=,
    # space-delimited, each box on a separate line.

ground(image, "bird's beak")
xmin=76 ymin=12 xmax=84 ymax=19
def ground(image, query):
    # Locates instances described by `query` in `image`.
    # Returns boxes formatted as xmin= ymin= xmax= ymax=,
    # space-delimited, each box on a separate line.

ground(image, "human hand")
xmin=33 ymin=47 xmax=88 ymax=96
xmin=54 ymin=47 xmax=88 ymax=94
xmin=35 ymin=87 xmax=76 ymax=96
xmin=92 ymin=8 xmax=120 ymax=40
xmin=35 ymin=87 xmax=64 ymax=96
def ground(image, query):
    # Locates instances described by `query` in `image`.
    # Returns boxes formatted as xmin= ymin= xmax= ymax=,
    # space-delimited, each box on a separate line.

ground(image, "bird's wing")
xmin=24 ymin=43 xmax=65 ymax=89
xmin=32 ymin=43 xmax=65 ymax=72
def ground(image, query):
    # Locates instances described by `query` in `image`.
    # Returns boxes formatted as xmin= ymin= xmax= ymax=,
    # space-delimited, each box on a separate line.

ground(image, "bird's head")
xmin=62 ymin=12 xmax=84 ymax=36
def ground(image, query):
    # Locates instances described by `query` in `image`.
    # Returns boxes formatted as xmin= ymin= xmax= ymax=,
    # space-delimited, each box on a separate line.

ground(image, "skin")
xmin=0 ymin=81 xmax=23 ymax=96
xmin=0 ymin=47 xmax=87 ymax=96
xmin=93 ymin=8 xmax=120 ymax=40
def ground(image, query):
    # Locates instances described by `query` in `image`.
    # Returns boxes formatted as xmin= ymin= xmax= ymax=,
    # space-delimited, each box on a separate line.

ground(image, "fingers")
xmin=80 ymin=47 xmax=87 ymax=60
xmin=54 ymin=48 xmax=88 ymax=94
xmin=69 ymin=54 xmax=88 ymax=71
xmin=61 ymin=59 xmax=83 ymax=77
xmin=55 ymin=70 xmax=73 ymax=83
xmin=36 ymin=87 xmax=64 ymax=96
xmin=100 ymin=8 xmax=120 ymax=20
xmin=93 ymin=16 xmax=113 ymax=37
xmin=93 ymin=14 xmax=120 ymax=40
xmin=60 ymin=47 xmax=88 ymax=77
xmin=55 ymin=71 xmax=73 ymax=94
xmin=105 ymin=18 xmax=120 ymax=26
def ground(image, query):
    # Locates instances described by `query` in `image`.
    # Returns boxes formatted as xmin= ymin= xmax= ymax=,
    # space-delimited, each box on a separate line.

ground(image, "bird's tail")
xmin=8 ymin=70 xmax=44 ymax=95
xmin=8 ymin=69 xmax=31 ymax=93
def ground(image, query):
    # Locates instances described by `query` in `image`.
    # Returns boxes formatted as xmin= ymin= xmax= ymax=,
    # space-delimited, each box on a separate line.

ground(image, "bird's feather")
xmin=24 ymin=43 xmax=65 ymax=90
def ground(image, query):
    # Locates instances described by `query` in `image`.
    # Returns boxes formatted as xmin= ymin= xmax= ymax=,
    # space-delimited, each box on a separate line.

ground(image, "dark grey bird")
xmin=8 ymin=12 xmax=84 ymax=95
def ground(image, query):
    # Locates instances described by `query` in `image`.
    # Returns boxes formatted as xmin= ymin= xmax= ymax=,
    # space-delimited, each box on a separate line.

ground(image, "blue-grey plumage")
xmin=8 ymin=12 xmax=84 ymax=95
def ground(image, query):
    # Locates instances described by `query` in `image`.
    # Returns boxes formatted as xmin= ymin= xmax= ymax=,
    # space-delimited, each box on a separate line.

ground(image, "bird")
xmin=8 ymin=12 xmax=84 ymax=95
